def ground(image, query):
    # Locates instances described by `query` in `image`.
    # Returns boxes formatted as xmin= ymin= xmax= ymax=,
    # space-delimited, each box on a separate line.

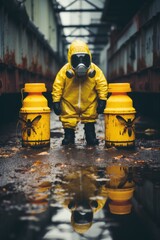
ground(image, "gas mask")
xmin=66 ymin=53 xmax=96 ymax=79
xmin=71 ymin=53 xmax=90 ymax=78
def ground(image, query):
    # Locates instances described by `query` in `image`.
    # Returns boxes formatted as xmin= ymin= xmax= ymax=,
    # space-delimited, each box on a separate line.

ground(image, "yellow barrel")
xmin=106 ymin=165 xmax=135 ymax=214
xmin=19 ymin=83 xmax=51 ymax=148
xmin=104 ymin=83 xmax=136 ymax=148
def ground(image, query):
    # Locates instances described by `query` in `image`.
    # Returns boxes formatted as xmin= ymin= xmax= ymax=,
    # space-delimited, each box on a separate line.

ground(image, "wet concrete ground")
xmin=0 ymin=112 xmax=160 ymax=240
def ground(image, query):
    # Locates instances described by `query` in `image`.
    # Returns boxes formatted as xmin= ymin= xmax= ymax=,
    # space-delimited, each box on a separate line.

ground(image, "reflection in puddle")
xmin=106 ymin=165 xmax=135 ymax=215
xmin=0 ymin=160 xmax=160 ymax=240
xmin=52 ymin=165 xmax=108 ymax=234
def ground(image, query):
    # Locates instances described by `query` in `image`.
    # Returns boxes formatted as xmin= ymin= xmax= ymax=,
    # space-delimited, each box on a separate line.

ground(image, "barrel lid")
xmin=24 ymin=83 xmax=46 ymax=93
xmin=108 ymin=83 xmax=131 ymax=93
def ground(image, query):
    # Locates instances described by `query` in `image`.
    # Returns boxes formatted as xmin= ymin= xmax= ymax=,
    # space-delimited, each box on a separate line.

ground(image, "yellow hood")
xmin=68 ymin=39 xmax=92 ymax=66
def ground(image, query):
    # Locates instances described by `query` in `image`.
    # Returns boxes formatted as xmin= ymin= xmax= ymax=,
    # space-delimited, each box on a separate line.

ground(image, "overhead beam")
xmin=53 ymin=0 xmax=103 ymax=12
xmin=64 ymin=41 xmax=107 ymax=45
xmin=60 ymin=23 xmax=108 ymax=28
xmin=54 ymin=9 xmax=103 ymax=12
xmin=63 ymin=0 xmax=79 ymax=9
xmin=62 ymin=34 xmax=108 ymax=38
xmin=84 ymin=0 xmax=102 ymax=9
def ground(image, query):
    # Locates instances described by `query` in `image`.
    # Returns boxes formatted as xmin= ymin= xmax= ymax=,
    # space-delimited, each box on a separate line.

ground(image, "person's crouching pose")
xmin=52 ymin=39 xmax=108 ymax=145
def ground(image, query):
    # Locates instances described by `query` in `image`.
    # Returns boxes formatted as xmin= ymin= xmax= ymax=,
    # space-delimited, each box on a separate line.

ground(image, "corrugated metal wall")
xmin=0 ymin=0 xmax=62 ymax=95
xmin=107 ymin=0 xmax=160 ymax=93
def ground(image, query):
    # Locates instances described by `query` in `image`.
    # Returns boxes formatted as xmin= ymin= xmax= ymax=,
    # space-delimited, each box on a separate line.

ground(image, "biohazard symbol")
xmin=116 ymin=115 xmax=139 ymax=137
xmin=19 ymin=115 xmax=42 ymax=137
xmin=118 ymin=167 xmax=133 ymax=188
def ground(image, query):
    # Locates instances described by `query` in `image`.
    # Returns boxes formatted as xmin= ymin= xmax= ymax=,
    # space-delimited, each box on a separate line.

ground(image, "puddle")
xmin=0 ymin=114 xmax=160 ymax=239
xmin=0 ymin=160 xmax=160 ymax=240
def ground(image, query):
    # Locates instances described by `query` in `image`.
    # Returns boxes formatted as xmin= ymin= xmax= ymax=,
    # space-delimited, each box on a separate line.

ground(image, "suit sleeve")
xmin=51 ymin=66 xmax=66 ymax=102
xmin=95 ymin=66 xmax=108 ymax=100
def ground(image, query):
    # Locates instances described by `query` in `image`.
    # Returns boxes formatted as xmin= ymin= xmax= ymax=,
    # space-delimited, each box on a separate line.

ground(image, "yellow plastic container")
xmin=104 ymin=83 xmax=136 ymax=148
xmin=108 ymin=188 xmax=134 ymax=215
xmin=19 ymin=83 xmax=51 ymax=148
xmin=108 ymin=199 xmax=133 ymax=215
xmin=108 ymin=188 xmax=135 ymax=201
xmin=106 ymin=165 xmax=135 ymax=214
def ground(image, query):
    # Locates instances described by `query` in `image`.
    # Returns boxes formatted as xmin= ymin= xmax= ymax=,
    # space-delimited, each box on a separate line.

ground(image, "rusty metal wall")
xmin=107 ymin=0 xmax=160 ymax=93
xmin=0 ymin=1 xmax=62 ymax=95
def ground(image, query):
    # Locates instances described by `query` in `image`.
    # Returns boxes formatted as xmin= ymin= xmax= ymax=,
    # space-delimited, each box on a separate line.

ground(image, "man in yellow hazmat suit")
xmin=52 ymin=39 xmax=108 ymax=145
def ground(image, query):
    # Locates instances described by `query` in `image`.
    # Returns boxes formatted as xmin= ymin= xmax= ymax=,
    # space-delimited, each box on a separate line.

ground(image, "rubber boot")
xmin=84 ymin=123 xmax=99 ymax=145
xmin=62 ymin=128 xmax=75 ymax=145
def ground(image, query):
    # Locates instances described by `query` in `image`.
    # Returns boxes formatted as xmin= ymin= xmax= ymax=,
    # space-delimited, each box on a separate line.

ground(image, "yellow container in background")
xmin=19 ymin=83 xmax=50 ymax=148
xmin=104 ymin=83 xmax=136 ymax=148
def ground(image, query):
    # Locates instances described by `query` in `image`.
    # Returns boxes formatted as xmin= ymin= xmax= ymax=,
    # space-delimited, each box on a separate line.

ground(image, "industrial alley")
xmin=0 ymin=1 xmax=160 ymax=240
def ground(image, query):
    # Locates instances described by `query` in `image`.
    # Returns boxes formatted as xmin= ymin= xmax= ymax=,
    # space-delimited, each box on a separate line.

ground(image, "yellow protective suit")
xmin=52 ymin=39 xmax=108 ymax=128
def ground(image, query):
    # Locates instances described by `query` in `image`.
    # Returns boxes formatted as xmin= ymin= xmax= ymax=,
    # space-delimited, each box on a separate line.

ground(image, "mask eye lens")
xmin=83 ymin=54 xmax=90 ymax=68
xmin=71 ymin=54 xmax=90 ymax=69
xmin=71 ymin=55 xmax=79 ymax=68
